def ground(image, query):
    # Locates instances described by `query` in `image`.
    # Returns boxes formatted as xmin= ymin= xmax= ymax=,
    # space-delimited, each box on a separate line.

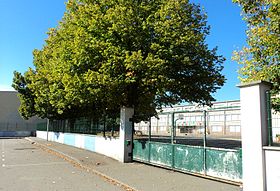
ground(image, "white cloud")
xmin=0 ymin=84 xmax=15 ymax=91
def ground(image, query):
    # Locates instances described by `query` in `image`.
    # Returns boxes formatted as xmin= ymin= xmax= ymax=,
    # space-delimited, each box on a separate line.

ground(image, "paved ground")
xmin=22 ymin=137 xmax=241 ymax=191
xmin=0 ymin=138 xmax=125 ymax=191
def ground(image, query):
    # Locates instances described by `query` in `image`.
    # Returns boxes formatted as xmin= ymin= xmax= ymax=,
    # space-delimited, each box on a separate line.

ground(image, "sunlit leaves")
xmin=233 ymin=0 xmax=280 ymax=111
xmin=13 ymin=0 xmax=225 ymax=120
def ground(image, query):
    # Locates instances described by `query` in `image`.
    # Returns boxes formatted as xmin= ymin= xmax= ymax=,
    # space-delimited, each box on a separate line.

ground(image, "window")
xmin=195 ymin=116 xmax=202 ymax=122
xmin=231 ymin=114 xmax=240 ymax=121
xmin=226 ymin=115 xmax=231 ymax=121
xmin=226 ymin=114 xmax=240 ymax=121
xmin=212 ymin=126 xmax=222 ymax=132
xmin=190 ymin=116 xmax=196 ymax=122
xmin=229 ymin=125 xmax=241 ymax=132
xmin=209 ymin=115 xmax=224 ymax=121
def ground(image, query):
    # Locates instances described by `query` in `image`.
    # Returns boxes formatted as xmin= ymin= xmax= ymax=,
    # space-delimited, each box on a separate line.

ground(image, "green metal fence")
xmin=133 ymin=107 xmax=242 ymax=182
xmin=266 ymin=90 xmax=280 ymax=146
xmin=133 ymin=140 xmax=242 ymax=181
xmin=36 ymin=117 xmax=119 ymax=137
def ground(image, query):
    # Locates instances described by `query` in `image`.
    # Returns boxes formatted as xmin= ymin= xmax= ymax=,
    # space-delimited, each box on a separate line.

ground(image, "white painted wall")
xmin=36 ymin=131 xmax=123 ymax=162
xmin=75 ymin=134 xmax=84 ymax=148
xmin=95 ymin=137 xmax=122 ymax=161
xmin=54 ymin=132 xmax=64 ymax=144
xmin=37 ymin=131 xmax=48 ymax=139
xmin=264 ymin=147 xmax=280 ymax=191
xmin=239 ymin=81 xmax=271 ymax=191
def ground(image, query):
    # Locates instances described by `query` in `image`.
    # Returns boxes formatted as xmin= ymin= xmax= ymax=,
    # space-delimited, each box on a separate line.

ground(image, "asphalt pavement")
xmin=23 ymin=137 xmax=241 ymax=191
xmin=0 ymin=138 xmax=125 ymax=191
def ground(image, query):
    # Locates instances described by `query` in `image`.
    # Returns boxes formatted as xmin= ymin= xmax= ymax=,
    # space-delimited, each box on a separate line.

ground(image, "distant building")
xmin=0 ymin=91 xmax=46 ymax=136
xmin=134 ymin=100 xmax=280 ymax=140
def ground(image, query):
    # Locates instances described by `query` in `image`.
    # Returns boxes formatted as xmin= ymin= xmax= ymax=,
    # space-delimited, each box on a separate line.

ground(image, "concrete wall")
xmin=36 ymin=131 xmax=122 ymax=161
xmin=264 ymin=147 xmax=280 ymax=191
xmin=0 ymin=91 xmax=46 ymax=133
xmin=0 ymin=131 xmax=32 ymax=137
xmin=239 ymin=81 xmax=280 ymax=191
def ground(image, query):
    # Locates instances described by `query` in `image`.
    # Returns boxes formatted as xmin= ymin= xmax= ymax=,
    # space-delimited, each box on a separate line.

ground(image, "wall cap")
xmin=236 ymin=80 xmax=272 ymax=88
xmin=263 ymin=146 xmax=280 ymax=151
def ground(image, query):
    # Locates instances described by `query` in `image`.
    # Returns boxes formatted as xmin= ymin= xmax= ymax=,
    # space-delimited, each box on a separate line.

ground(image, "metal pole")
xmin=203 ymin=110 xmax=207 ymax=175
xmin=266 ymin=90 xmax=273 ymax=146
xmin=174 ymin=119 xmax=177 ymax=139
xmin=174 ymin=118 xmax=181 ymax=142
xmin=171 ymin=112 xmax=175 ymax=168
xmin=171 ymin=112 xmax=175 ymax=144
xmin=148 ymin=117 xmax=151 ymax=142
xmin=46 ymin=118 xmax=49 ymax=141
xmin=148 ymin=117 xmax=151 ymax=163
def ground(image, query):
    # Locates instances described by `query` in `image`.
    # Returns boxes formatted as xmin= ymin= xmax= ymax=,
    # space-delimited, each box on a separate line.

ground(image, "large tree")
xmin=13 ymin=0 xmax=225 ymax=121
xmin=232 ymin=0 xmax=280 ymax=111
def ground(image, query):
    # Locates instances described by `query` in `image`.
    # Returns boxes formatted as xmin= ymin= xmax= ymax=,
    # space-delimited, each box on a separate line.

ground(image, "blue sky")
xmin=0 ymin=0 xmax=247 ymax=102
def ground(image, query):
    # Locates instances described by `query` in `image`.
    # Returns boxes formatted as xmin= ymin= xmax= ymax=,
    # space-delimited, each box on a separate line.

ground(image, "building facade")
xmin=135 ymin=100 xmax=280 ymax=141
xmin=0 ymin=91 xmax=46 ymax=136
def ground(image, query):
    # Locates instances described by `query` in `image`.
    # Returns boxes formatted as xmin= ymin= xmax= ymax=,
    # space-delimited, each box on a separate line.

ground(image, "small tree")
xmin=232 ymin=0 xmax=280 ymax=111
xmin=13 ymin=0 xmax=225 ymax=120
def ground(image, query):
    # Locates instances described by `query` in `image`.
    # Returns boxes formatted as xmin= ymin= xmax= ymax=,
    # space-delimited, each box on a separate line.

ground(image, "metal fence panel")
xmin=36 ymin=117 xmax=119 ymax=137
xmin=149 ymin=142 xmax=173 ymax=167
xmin=174 ymin=145 xmax=204 ymax=173
xmin=206 ymin=148 xmax=242 ymax=180
xmin=133 ymin=140 xmax=150 ymax=162
xmin=133 ymin=140 xmax=242 ymax=182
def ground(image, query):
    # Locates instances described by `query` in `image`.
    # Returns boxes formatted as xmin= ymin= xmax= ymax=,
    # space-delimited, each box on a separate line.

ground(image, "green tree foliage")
xmin=232 ymin=0 xmax=280 ymax=111
xmin=13 ymin=0 xmax=225 ymax=121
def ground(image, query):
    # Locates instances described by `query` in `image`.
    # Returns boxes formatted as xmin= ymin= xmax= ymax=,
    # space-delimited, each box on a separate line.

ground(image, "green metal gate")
xmin=133 ymin=108 xmax=243 ymax=182
xmin=133 ymin=140 xmax=242 ymax=182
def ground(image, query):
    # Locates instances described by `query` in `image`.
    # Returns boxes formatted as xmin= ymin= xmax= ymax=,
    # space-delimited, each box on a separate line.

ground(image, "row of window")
xmin=151 ymin=114 xmax=240 ymax=125
xmin=211 ymin=125 xmax=241 ymax=133
xmin=138 ymin=125 xmax=241 ymax=133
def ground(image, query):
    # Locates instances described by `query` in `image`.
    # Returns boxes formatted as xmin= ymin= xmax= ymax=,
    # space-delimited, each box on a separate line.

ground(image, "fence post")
xmin=203 ymin=110 xmax=207 ymax=175
xmin=119 ymin=107 xmax=134 ymax=163
xmin=266 ymin=91 xmax=273 ymax=146
xmin=46 ymin=119 xmax=49 ymax=141
xmin=171 ymin=112 xmax=174 ymax=144
xmin=238 ymin=80 xmax=272 ymax=191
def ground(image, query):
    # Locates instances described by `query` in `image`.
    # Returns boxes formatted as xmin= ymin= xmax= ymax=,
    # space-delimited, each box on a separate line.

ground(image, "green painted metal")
xmin=206 ymin=148 xmax=242 ymax=180
xmin=37 ymin=122 xmax=47 ymax=131
xmin=266 ymin=90 xmax=273 ymax=146
xmin=133 ymin=140 xmax=242 ymax=182
xmin=174 ymin=145 xmax=204 ymax=173
xmin=149 ymin=142 xmax=173 ymax=167
xmin=133 ymin=140 xmax=150 ymax=162
xmin=171 ymin=113 xmax=175 ymax=144
xmin=203 ymin=110 xmax=207 ymax=174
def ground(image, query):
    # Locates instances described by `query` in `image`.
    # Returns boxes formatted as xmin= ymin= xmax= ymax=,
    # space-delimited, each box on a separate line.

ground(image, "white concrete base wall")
xmin=239 ymin=81 xmax=271 ymax=191
xmin=36 ymin=131 xmax=48 ymax=139
xmin=75 ymin=134 xmax=84 ymax=148
xmin=95 ymin=137 xmax=122 ymax=161
xmin=36 ymin=131 xmax=122 ymax=162
xmin=264 ymin=148 xmax=280 ymax=191
xmin=54 ymin=132 xmax=64 ymax=144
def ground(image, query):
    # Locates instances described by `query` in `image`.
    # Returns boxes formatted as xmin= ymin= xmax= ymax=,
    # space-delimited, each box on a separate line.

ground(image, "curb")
xmin=24 ymin=138 xmax=139 ymax=191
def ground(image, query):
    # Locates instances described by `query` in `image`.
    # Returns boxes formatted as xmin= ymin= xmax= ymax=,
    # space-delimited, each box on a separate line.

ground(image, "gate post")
xmin=119 ymin=107 xmax=134 ymax=163
xmin=238 ymin=81 xmax=272 ymax=191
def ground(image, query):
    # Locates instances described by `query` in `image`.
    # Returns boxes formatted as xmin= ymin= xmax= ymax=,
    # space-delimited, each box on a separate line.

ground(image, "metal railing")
xmin=36 ymin=117 xmax=120 ymax=137
xmin=266 ymin=90 xmax=280 ymax=146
